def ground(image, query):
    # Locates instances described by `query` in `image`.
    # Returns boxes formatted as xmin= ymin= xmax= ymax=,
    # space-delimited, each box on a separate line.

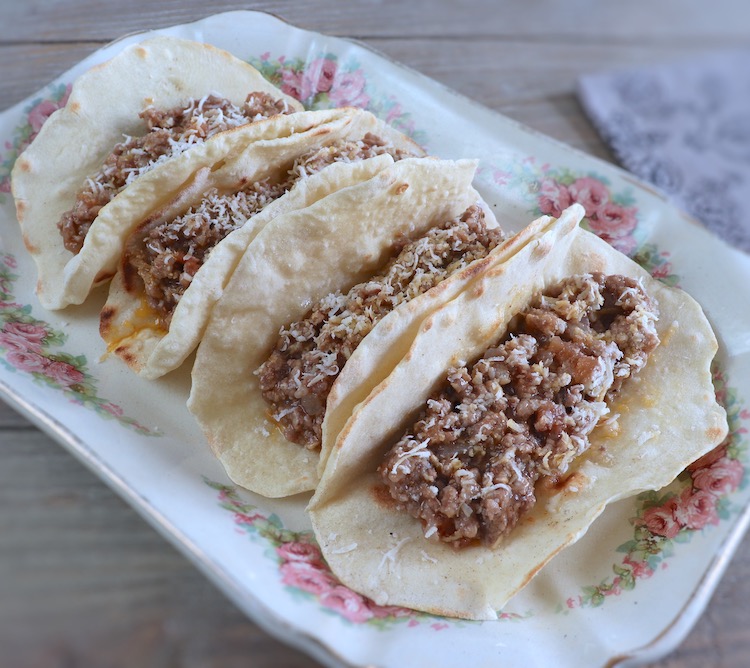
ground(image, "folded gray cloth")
xmin=578 ymin=51 xmax=750 ymax=252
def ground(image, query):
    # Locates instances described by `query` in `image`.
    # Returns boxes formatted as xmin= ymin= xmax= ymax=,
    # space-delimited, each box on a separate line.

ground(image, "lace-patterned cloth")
xmin=578 ymin=51 xmax=750 ymax=253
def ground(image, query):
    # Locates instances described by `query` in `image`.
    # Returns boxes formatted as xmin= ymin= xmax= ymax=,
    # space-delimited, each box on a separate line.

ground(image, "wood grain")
xmin=1 ymin=2 xmax=749 ymax=667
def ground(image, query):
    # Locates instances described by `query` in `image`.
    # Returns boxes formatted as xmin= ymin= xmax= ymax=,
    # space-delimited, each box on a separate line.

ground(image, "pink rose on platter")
xmin=675 ymin=487 xmax=720 ymax=530
xmin=306 ymin=58 xmax=338 ymax=94
xmin=692 ymin=457 xmax=744 ymax=497
xmin=0 ymin=180 xmax=10 ymax=194
xmin=587 ymin=201 xmax=638 ymax=254
xmin=385 ymin=102 xmax=403 ymax=125
xmin=603 ymin=576 xmax=622 ymax=597
xmin=101 ymin=401 xmax=124 ymax=418
xmin=623 ymin=554 xmax=654 ymax=580
xmin=650 ymin=262 xmax=674 ymax=280
xmin=688 ymin=445 xmax=727 ymax=472
xmin=0 ymin=330 xmax=42 ymax=353
xmin=369 ymin=603 xmax=414 ymax=619
xmin=329 ymin=70 xmax=370 ymax=109
xmin=642 ymin=496 xmax=682 ymax=538
xmin=44 ymin=360 xmax=85 ymax=387
xmin=27 ymin=87 xmax=70 ymax=140
xmin=280 ymin=560 xmax=337 ymax=596
xmin=568 ymin=177 xmax=610 ymax=217
xmin=538 ymin=178 xmax=572 ymax=217
xmin=319 ymin=585 xmax=374 ymax=623
xmin=6 ymin=349 xmax=50 ymax=374
xmin=566 ymin=596 xmax=581 ymax=609
xmin=279 ymin=68 xmax=314 ymax=103
xmin=276 ymin=540 xmax=324 ymax=565
xmin=233 ymin=511 xmax=264 ymax=526
xmin=4 ymin=321 xmax=48 ymax=344
xmin=28 ymin=99 xmax=60 ymax=134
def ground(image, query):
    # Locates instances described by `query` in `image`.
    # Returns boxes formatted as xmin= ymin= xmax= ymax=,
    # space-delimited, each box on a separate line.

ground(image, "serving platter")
xmin=1 ymin=10 xmax=750 ymax=667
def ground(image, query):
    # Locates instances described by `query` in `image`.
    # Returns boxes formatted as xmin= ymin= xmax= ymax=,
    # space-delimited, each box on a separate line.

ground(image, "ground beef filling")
xmin=127 ymin=134 xmax=416 ymax=328
xmin=58 ymin=92 xmax=292 ymax=254
xmin=257 ymin=205 xmax=505 ymax=450
xmin=378 ymin=273 xmax=660 ymax=549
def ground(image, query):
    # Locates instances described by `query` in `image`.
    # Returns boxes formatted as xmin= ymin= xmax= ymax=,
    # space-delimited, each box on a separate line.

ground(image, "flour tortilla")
xmin=100 ymin=109 xmax=425 ymax=379
xmin=308 ymin=205 xmax=728 ymax=620
xmin=188 ymin=158 xmax=507 ymax=497
xmin=316 ymin=206 xmax=560 ymax=476
xmin=11 ymin=35 xmax=303 ymax=310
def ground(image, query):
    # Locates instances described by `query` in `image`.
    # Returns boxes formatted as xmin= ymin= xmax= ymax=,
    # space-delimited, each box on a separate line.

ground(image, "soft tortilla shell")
xmin=308 ymin=209 xmax=728 ymax=620
xmin=188 ymin=158 xmax=481 ymax=497
xmin=317 ymin=205 xmax=554 ymax=476
xmin=101 ymin=109 xmax=425 ymax=379
xmin=11 ymin=35 xmax=302 ymax=310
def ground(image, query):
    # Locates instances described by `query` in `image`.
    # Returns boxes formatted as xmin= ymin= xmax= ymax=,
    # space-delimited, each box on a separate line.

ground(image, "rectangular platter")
xmin=1 ymin=10 xmax=750 ymax=667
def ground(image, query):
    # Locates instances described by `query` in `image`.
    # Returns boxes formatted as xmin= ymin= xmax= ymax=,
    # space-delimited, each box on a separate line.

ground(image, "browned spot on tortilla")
xmin=16 ymin=158 xmax=31 ymax=173
xmin=121 ymin=256 xmax=140 ymax=294
xmin=538 ymin=470 xmax=588 ymax=495
xmin=421 ymin=315 xmax=434 ymax=332
xmin=371 ymin=482 xmax=398 ymax=509
xmin=530 ymin=238 xmax=552 ymax=260
xmin=707 ymin=424 xmax=728 ymax=444
xmin=471 ymin=277 xmax=486 ymax=298
xmin=68 ymin=101 xmax=81 ymax=114
xmin=461 ymin=255 xmax=492 ymax=283
xmin=515 ymin=546 xmax=563 ymax=592
xmin=134 ymin=46 xmax=148 ymax=59
xmin=560 ymin=470 xmax=588 ymax=493
xmin=22 ymin=233 xmax=37 ymax=253
xmin=99 ymin=305 xmax=116 ymax=336
xmin=485 ymin=263 xmax=506 ymax=279
xmin=393 ymin=182 xmax=409 ymax=195
xmin=311 ymin=127 xmax=332 ymax=137
xmin=115 ymin=344 xmax=139 ymax=368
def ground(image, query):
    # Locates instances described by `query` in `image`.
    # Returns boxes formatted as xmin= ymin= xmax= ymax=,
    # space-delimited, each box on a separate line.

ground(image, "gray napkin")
xmin=578 ymin=51 xmax=750 ymax=252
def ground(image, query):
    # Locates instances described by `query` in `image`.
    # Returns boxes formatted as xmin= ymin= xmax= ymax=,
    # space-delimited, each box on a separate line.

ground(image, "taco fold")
xmin=11 ymin=35 xmax=303 ymax=310
xmin=187 ymin=157 xmax=523 ymax=497
xmin=99 ymin=108 xmax=425 ymax=379
xmin=308 ymin=205 xmax=728 ymax=620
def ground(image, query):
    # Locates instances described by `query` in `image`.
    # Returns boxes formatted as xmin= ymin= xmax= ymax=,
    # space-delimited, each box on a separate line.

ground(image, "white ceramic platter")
xmin=1 ymin=10 xmax=750 ymax=668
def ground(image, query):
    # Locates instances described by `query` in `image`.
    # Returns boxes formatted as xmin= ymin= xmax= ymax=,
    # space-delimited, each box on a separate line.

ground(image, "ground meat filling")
xmin=127 ymin=134 xmax=416 ymax=328
xmin=58 ymin=92 xmax=293 ymax=254
xmin=378 ymin=273 xmax=660 ymax=549
xmin=257 ymin=205 xmax=505 ymax=450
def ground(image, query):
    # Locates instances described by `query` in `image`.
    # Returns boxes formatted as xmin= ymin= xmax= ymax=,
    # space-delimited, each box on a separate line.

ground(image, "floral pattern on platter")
xmin=206 ymin=478 xmax=530 ymax=627
xmin=0 ymin=253 xmax=157 ymax=435
xmin=0 ymin=83 xmax=71 ymax=204
xmin=250 ymin=52 xmax=427 ymax=145
xmin=564 ymin=368 xmax=747 ymax=610
xmin=482 ymin=159 xmax=679 ymax=285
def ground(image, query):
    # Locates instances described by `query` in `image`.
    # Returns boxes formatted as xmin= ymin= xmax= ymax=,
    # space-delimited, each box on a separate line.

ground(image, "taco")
xmin=11 ymin=35 xmax=303 ymax=310
xmin=308 ymin=205 xmax=728 ymax=620
xmin=99 ymin=108 xmax=425 ymax=379
xmin=187 ymin=157 xmax=520 ymax=497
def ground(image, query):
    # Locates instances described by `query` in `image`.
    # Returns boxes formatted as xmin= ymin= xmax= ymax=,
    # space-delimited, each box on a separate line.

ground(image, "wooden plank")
xmin=3 ymin=0 xmax=750 ymax=43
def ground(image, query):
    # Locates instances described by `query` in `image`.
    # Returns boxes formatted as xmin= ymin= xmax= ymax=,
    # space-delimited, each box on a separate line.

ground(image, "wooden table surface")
xmin=2 ymin=2 xmax=749 ymax=666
